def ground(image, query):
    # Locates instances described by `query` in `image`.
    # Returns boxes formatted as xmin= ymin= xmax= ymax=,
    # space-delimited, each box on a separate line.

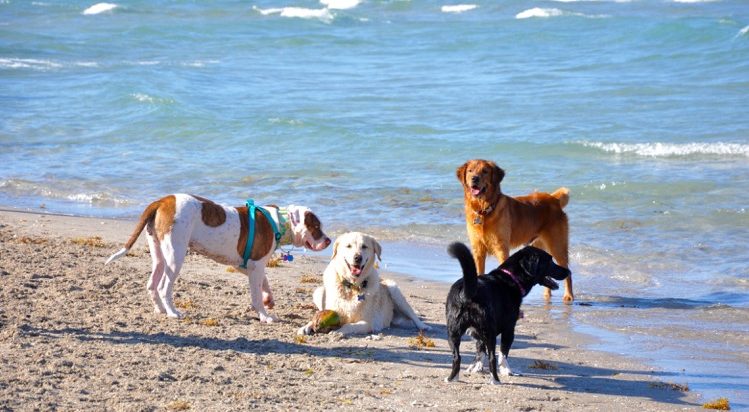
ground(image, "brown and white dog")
xmin=298 ymin=232 xmax=430 ymax=336
xmin=105 ymin=194 xmax=331 ymax=323
xmin=456 ymin=159 xmax=573 ymax=302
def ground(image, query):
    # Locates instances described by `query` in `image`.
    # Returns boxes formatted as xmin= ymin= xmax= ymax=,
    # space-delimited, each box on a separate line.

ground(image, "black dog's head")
xmin=502 ymin=246 xmax=570 ymax=292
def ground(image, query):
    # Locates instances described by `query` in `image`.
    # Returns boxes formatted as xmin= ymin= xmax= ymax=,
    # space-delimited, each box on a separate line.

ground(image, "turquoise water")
xmin=2 ymin=0 xmax=749 ymax=406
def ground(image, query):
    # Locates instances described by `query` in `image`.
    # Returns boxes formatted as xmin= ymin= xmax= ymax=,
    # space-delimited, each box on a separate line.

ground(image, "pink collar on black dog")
xmin=501 ymin=268 xmax=526 ymax=296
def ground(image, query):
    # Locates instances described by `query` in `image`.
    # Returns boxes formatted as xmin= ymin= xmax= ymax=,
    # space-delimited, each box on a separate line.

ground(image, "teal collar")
xmin=239 ymin=199 xmax=285 ymax=269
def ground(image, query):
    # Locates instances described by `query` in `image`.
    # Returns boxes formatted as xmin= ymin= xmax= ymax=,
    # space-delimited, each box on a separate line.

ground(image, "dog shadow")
xmin=504 ymin=355 xmax=698 ymax=406
xmin=17 ymin=323 xmax=454 ymax=367
xmin=384 ymin=322 xmax=696 ymax=407
xmin=17 ymin=324 xmax=700 ymax=406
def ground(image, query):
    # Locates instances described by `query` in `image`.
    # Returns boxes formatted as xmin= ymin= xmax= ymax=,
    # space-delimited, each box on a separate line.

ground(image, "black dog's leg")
xmin=446 ymin=327 xmax=463 ymax=382
xmin=499 ymin=326 xmax=515 ymax=376
xmin=467 ymin=339 xmax=486 ymax=374
xmin=487 ymin=334 xmax=500 ymax=385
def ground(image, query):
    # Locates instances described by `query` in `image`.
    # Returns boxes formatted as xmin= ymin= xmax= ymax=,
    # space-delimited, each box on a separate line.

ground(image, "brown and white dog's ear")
xmin=288 ymin=205 xmax=301 ymax=228
xmin=490 ymin=162 xmax=505 ymax=188
xmin=456 ymin=162 xmax=468 ymax=187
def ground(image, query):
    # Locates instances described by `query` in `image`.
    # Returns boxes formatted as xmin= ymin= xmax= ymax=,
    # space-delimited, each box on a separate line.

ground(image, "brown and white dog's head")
xmin=331 ymin=232 xmax=382 ymax=285
xmin=456 ymin=159 xmax=505 ymax=200
xmin=287 ymin=205 xmax=331 ymax=251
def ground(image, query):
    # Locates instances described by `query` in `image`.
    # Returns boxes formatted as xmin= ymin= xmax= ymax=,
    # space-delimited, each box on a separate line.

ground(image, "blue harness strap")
xmin=240 ymin=199 xmax=282 ymax=269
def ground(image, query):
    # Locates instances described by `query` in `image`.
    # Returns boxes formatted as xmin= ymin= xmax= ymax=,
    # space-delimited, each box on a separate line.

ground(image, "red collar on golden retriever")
xmin=456 ymin=159 xmax=574 ymax=303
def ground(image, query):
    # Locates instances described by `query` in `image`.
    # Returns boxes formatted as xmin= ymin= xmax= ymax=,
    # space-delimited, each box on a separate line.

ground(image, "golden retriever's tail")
xmin=105 ymin=199 xmax=161 ymax=265
xmin=448 ymin=242 xmax=478 ymax=300
xmin=552 ymin=187 xmax=570 ymax=209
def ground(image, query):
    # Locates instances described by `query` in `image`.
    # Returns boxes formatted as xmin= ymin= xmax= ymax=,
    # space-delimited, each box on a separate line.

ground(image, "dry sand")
xmin=0 ymin=210 xmax=701 ymax=411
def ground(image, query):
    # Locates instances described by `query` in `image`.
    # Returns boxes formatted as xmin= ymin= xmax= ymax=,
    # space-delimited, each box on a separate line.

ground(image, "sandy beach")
xmin=0 ymin=209 xmax=702 ymax=411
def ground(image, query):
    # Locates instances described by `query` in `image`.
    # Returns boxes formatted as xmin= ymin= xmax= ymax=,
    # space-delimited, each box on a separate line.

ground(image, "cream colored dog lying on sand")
xmin=298 ymin=232 xmax=431 ymax=336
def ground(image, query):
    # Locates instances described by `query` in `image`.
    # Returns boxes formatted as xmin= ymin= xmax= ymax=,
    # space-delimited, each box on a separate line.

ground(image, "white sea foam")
xmin=0 ymin=58 xmax=101 ymax=70
xmin=515 ymin=7 xmax=607 ymax=19
xmin=131 ymin=93 xmax=155 ymax=103
xmin=441 ymin=4 xmax=478 ymax=13
xmin=738 ymin=25 xmax=749 ymax=37
xmin=82 ymin=3 xmax=118 ymax=15
xmin=131 ymin=93 xmax=174 ymax=104
xmin=672 ymin=0 xmax=718 ymax=3
xmin=548 ymin=0 xmax=633 ymax=2
xmin=580 ymin=141 xmax=749 ymax=158
xmin=253 ymin=6 xmax=284 ymax=16
xmin=516 ymin=7 xmax=564 ymax=19
xmin=0 ymin=58 xmax=62 ymax=70
xmin=320 ymin=0 xmax=360 ymax=10
xmin=181 ymin=60 xmax=220 ymax=68
xmin=253 ymin=6 xmax=334 ymax=22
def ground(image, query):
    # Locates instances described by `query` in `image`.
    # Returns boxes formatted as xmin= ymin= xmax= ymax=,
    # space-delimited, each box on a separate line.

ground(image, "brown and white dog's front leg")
xmin=261 ymin=276 xmax=274 ymax=309
xmin=244 ymin=262 xmax=277 ymax=323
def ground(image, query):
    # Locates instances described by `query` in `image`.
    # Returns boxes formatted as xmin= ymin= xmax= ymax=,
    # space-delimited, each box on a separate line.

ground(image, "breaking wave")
xmin=578 ymin=141 xmax=749 ymax=158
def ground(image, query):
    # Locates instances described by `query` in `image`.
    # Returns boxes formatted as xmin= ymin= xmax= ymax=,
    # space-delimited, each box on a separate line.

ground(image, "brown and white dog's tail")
xmin=551 ymin=187 xmax=570 ymax=209
xmin=105 ymin=199 xmax=162 ymax=265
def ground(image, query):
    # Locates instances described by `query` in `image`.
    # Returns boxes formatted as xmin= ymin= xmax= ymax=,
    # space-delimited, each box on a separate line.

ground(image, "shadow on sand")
xmin=20 ymin=322 xmax=696 ymax=407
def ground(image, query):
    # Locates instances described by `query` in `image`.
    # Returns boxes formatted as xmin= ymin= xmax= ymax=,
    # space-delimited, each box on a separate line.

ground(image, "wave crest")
xmin=515 ymin=7 xmax=608 ymax=19
xmin=82 ymin=3 xmax=118 ymax=15
xmin=441 ymin=4 xmax=478 ymax=13
xmin=579 ymin=141 xmax=749 ymax=158
xmin=320 ymin=0 xmax=360 ymax=10
xmin=253 ymin=6 xmax=334 ymax=22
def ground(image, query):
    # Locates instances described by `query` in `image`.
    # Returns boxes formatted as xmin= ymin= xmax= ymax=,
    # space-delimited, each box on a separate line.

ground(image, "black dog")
xmin=444 ymin=242 xmax=571 ymax=384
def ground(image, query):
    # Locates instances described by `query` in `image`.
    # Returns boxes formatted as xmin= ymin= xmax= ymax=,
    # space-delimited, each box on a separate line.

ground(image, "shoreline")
xmin=0 ymin=209 xmax=702 ymax=410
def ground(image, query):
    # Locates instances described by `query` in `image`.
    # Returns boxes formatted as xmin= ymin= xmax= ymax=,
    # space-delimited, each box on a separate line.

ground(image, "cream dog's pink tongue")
xmin=351 ymin=265 xmax=362 ymax=276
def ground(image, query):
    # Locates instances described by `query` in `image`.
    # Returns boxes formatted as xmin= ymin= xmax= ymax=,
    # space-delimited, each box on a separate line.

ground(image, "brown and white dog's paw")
xmin=165 ymin=310 xmax=183 ymax=319
xmin=258 ymin=313 xmax=278 ymax=324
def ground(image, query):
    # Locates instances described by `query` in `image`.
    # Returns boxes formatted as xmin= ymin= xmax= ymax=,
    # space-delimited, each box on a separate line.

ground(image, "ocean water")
xmin=2 ymin=0 xmax=749 ymax=406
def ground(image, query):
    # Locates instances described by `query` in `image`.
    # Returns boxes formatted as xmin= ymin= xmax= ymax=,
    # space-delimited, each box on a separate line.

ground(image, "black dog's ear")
xmin=490 ymin=163 xmax=505 ymax=188
xmin=456 ymin=162 xmax=468 ymax=187
xmin=519 ymin=252 xmax=540 ymax=278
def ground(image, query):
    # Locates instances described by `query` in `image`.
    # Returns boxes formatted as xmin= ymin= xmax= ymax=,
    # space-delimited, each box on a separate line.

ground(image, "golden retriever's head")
xmin=331 ymin=232 xmax=382 ymax=284
xmin=456 ymin=159 xmax=505 ymax=200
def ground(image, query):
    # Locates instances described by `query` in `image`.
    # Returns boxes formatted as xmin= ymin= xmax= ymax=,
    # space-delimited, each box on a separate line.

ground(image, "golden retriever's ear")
xmin=456 ymin=162 xmax=468 ymax=187
xmin=331 ymin=237 xmax=341 ymax=260
xmin=490 ymin=163 xmax=505 ymax=188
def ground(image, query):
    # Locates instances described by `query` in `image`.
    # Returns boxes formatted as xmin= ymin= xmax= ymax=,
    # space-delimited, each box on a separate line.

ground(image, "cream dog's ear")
xmin=373 ymin=238 xmax=382 ymax=261
xmin=331 ymin=236 xmax=341 ymax=260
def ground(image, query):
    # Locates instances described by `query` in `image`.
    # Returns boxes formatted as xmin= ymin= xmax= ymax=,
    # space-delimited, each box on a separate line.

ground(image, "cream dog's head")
xmin=331 ymin=232 xmax=382 ymax=285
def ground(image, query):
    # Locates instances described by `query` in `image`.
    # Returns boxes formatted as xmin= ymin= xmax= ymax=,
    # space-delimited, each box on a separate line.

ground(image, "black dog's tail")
xmin=447 ymin=242 xmax=478 ymax=300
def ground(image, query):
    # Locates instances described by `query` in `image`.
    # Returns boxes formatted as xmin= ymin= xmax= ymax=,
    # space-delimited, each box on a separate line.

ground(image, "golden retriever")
xmin=456 ymin=159 xmax=573 ymax=302
xmin=297 ymin=232 xmax=430 ymax=335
